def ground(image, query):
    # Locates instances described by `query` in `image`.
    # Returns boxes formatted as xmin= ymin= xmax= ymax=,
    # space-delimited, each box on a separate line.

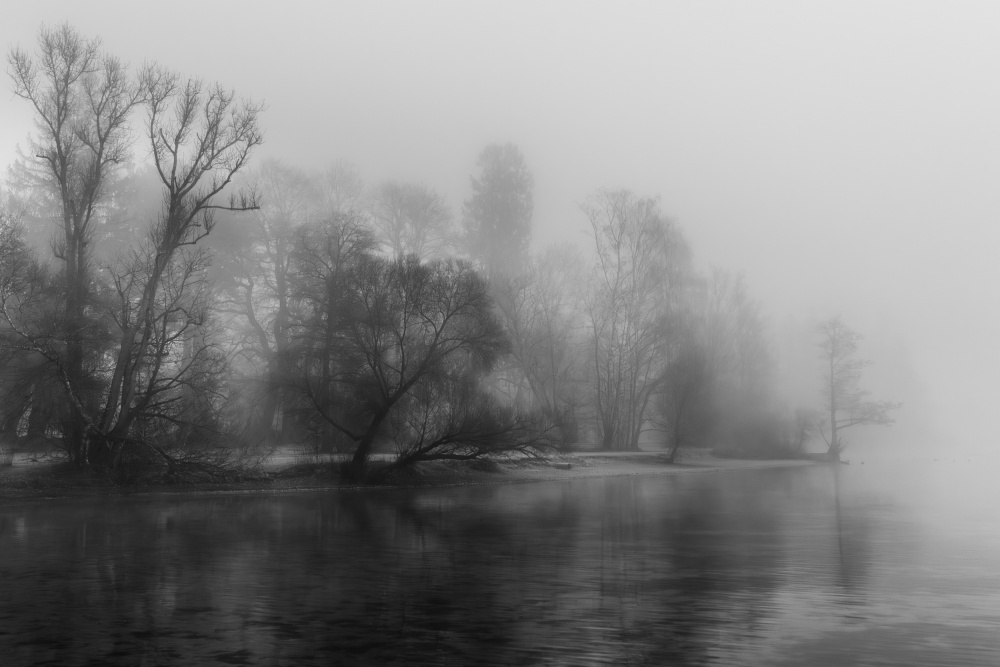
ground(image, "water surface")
xmin=1 ymin=460 xmax=997 ymax=665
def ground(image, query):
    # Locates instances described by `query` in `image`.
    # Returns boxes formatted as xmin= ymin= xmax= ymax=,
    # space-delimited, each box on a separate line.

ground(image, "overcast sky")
xmin=3 ymin=1 xmax=999 ymax=454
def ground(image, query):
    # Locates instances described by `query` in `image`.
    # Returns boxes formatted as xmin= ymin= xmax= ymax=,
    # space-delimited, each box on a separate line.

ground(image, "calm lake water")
xmin=1 ymin=459 xmax=998 ymax=665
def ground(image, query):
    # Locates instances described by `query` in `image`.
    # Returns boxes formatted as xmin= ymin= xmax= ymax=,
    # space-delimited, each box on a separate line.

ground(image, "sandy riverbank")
xmin=0 ymin=450 xmax=818 ymax=501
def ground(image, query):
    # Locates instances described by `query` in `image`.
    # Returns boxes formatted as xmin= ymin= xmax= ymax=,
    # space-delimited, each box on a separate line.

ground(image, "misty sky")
xmin=2 ymin=1 xmax=998 ymax=454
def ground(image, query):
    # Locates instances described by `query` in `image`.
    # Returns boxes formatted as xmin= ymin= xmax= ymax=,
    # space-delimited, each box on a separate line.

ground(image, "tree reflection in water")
xmin=1 ymin=465 xmax=996 ymax=665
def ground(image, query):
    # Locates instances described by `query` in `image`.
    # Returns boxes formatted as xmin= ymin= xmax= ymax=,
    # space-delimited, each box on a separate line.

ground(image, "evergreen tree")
xmin=461 ymin=143 xmax=533 ymax=277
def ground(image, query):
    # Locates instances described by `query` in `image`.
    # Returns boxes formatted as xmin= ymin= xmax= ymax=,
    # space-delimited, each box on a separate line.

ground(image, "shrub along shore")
xmin=0 ymin=449 xmax=816 ymax=501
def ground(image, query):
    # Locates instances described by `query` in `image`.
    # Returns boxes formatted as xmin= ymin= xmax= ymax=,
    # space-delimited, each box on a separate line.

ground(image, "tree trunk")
xmin=258 ymin=353 xmax=282 ymax=444
xmin=63 ymin=234 xmax=89 ymax=466
xmin=25 ymin=385 xmax=50 ymax=442
xmin=349 ymin=412 xmax=387 ymax=481
xmin=828 ymin=355 xmax=841 ymax=462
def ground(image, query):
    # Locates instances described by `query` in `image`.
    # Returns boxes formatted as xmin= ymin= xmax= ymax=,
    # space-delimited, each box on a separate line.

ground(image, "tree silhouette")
xmin=817 ymin=317 xmax=900 ymax=461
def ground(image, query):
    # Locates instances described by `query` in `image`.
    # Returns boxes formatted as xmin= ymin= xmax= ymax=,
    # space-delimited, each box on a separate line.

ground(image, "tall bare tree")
xmin=7 ymin=24 xmax=142 ymax=460
xmin=94 ymin=65 xmax=264 ymax=464
xmin=584 ymin=190 xmax=691 ymax=451
xmin=702 ymin=270 xmax=770 ymax=394
xmin=492 ymin=245 xmax=587 ymax=444
xmin=213 ymin=160 xmax=313 ymax=442
xmin=691 ymin=269 xmax=777 ymax=455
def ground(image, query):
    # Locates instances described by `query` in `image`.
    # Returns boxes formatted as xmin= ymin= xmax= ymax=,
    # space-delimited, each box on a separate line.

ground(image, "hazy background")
xmin=3 ymin=1 xmax=997 ymax=457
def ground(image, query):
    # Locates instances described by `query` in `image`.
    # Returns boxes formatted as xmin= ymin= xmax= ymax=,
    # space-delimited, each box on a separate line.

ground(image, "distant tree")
xmin=701 ymin=270 xmax=771 ymax=396
xmin=697 ymin=270 xmax=778 ymax=456
xmin=213 ymin=160 xmax=314 ymax=443
xmin=584 ymin=190 xmax=691 ymax=451
xmin=492 ymin=245 xmax=587 ymax=445
xmin=317 ymin=160 xmax=365 ymax=218
xmin=653 ymin=332 xmax=712 ymax=463
xmin=370 ymin=181 xmax=453 ymax=260
xmin=461 ymin=143 xmax=533 ymax=276
xmin=817 ymin=317 xmax=900 ymax=461
xmin=0 ymin=209 xmax=56 ymax=444
xmin=94 ymin=163 xmax=164 ymax=256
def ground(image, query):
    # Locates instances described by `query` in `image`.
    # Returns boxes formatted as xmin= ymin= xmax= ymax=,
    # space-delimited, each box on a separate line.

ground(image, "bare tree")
xmin=104 ymin=243 xmax=231 ymax=456
xmin=584 ymin=190 xmax=691 ymax=450
xmin=93 ymin=65 xmax=264 ymax=464
xmin=7 ymin=24 xmax=142 ymax=461
xmin=653 ymin=335 xmax=711 ymax=463
xmin=213 ymin=160 xmax=313 ymax=442
xmin=694 ymin=269 xmax=779 ymax=455
xmin=345 ymin=257 xmax=507 ymax=478
xmin=294 ymin=254 xmax=508 ymax=480
xmin=317 ymin=160 xmax=365 ymax=218
xmin=817 ymin=317 xmax=900 ymax=461
xmin=702 ymin=270 xmax=770 ymax=394
xmin=288 ymin=211 xmax=376 ymax=452
xmin=492 ymin=245 xmax=587 ymax=445
xmin=370 ymin=180 xmax=454 ymax=260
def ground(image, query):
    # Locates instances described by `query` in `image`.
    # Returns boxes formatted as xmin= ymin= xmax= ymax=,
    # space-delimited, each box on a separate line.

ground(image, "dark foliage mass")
xmin=0 ymin=24 xmax=896 ymax=483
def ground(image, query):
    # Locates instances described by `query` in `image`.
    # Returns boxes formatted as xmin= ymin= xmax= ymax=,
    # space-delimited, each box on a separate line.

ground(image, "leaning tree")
xmin=292 ymin=252 xmax=516 ymax=480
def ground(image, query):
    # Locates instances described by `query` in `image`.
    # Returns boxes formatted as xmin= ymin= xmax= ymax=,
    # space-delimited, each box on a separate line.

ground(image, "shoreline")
xmin=0 ymin=451 xmax=819 ymax=503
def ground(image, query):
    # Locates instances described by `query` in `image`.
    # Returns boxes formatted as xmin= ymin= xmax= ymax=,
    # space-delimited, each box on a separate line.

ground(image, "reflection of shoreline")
xmin=0 ymin=453 xmax=819 ymax=502
xmin=0 ymin=456 xmax=833 ymax=666
xmin=499 ymin=454 xmax=817 ymax=483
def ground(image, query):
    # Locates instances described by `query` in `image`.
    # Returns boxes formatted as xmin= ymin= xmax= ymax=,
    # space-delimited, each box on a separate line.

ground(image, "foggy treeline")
xmin=0 ymin=24 xmax=821 ymax=482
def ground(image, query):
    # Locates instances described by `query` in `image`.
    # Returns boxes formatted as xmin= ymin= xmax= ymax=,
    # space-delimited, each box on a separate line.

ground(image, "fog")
xmin=3 ymin=1 xmax=999 ymax=457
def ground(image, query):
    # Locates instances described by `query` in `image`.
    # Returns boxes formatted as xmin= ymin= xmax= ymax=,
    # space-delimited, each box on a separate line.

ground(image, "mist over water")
xmin=2 ymin=462 xmax=999 ymax=666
